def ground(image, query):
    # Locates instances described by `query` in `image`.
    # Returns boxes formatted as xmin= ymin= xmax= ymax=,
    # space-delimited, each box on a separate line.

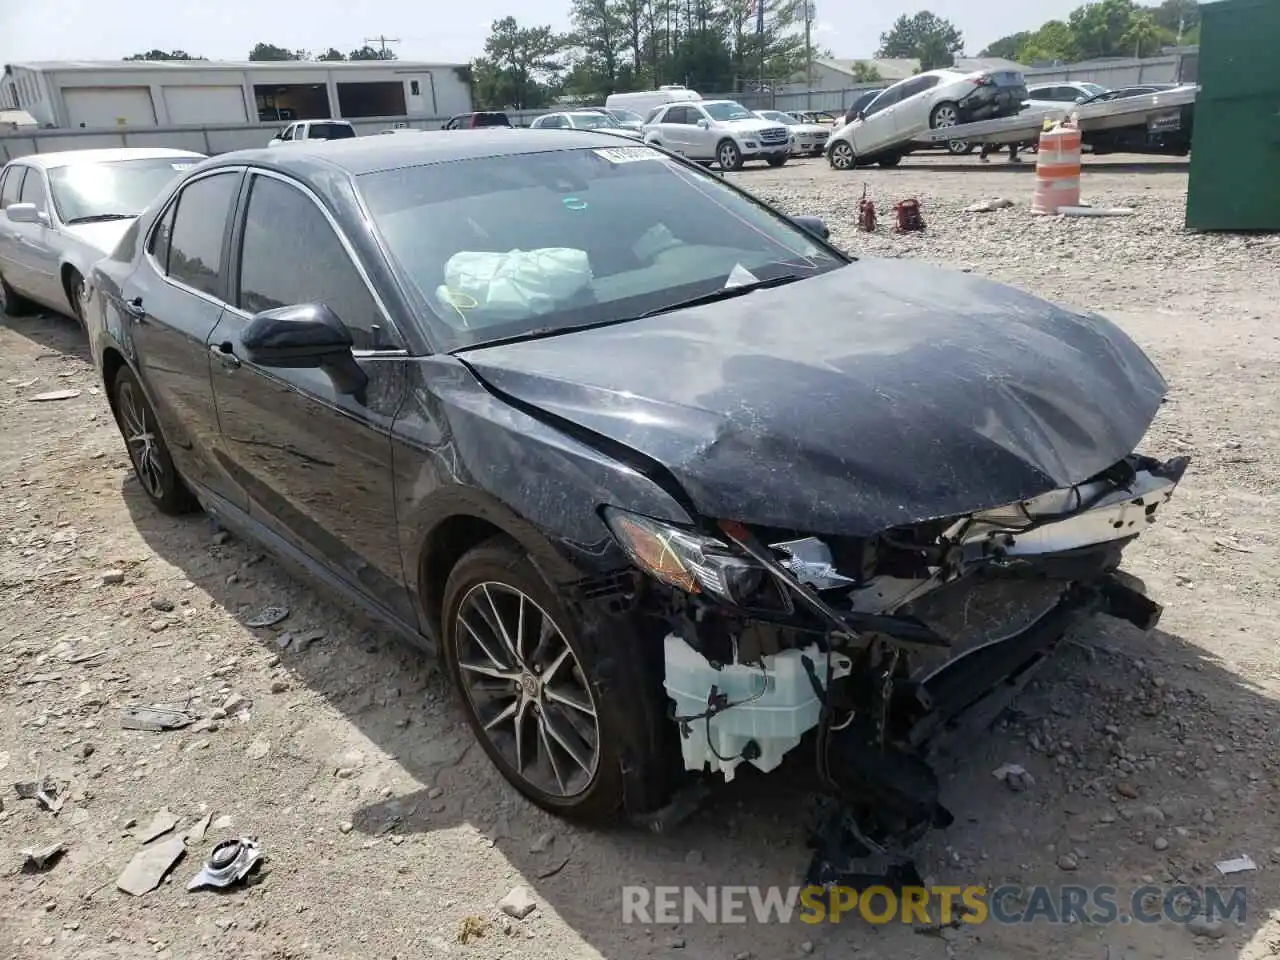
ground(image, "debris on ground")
xmin=27 ymin=389 xmax=81 ymax=402
xmin=1215 ymin=854 xmax=1257 ymax=875
xmin=1058 ymin=205 xmax=1136 ymax=217
xmin=457 ymin=916 xmax=488 ymax=944
xmin=21 ymin=841 xmax=66 ymax=872
xmin=991 ymin=762 xmax=1035 ymax=792
xmin=244 ymin=606 xmax=289 ymax=628
xmin=120 ymin=703 xmax=196 ymax=732
xmin=965 ymin=198 xmax=1016 ymax=213
xmin=117 ymin=836 xmax=187 ymax=896
xmin=499 ymin=885 xmax=537 ymax=920
xmin=13 ymin=777 xmax=67 ymax=814
xmin=184 ymin=812 xmax=212 ymax=845
xmin=141 ymin=808 xmax=180 ymax=843
xmin=186 ymin=837 xmax=264 ymax=891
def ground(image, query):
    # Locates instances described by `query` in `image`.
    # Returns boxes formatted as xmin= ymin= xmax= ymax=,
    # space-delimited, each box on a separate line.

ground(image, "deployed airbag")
xmin=436 ymin=248 xmax=593 ymax=325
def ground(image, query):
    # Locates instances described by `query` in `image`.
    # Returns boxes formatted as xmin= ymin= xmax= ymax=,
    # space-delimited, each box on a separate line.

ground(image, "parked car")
xmin=642 ymin=99 xmax=790 ymax=169
xmin=85 ymin=131 xmax=1184 ymax=858
xmin=579 ymin=106 xmax=647 ymax=131
xmin=1077 ymin=83 xmax=1184 ymax=105
xmin=0 ymin=147 xmax=206 ymax=324
xmin=530 ymin=111 xmax=644 ymax=139
xmin=825 ymin=68 xmax=1029 ymax=168
xmin=268 ymin=120 xmax=357 ymax=147
xmin=1023 ymin=81 xmax=1110 ymax=114
xmin=442 ymin=112 xmax=513 ymax=130
xmin=379 ymin=128 xmax=424 ymax=135
xmin=786 ymin=110 xmax=839 ymax=126
xmin=755 ymin=109 xmax=829 ymax=156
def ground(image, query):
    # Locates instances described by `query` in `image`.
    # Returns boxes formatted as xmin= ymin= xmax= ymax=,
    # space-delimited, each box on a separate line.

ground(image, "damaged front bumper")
xmin=605 ymin=453 xmax=1188 ymax=861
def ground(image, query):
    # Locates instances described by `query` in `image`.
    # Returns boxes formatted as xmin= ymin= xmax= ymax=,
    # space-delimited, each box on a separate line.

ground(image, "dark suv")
xmin=443 ymin=111 xmax=513 ymax=130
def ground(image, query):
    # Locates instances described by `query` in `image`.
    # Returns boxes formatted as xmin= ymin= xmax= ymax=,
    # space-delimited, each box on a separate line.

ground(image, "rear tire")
xmin=111 ymin=365 xmax=199 ymax=516
xmin=0 ymin=272 xmax=32 ymax=317
xmin=766 ymin=156 xmax=788 ymax=168
xmin=878 ymin=153 xmax=902 ymax=168
xmin=440 ymin=537 xmax=668 ymax=822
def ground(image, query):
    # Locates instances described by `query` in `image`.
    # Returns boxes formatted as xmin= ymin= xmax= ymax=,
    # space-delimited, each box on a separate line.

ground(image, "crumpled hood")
xmin=460 ymin=258 xmax=1168 ymax=536
xmin=62 ymin=219 xmax=135 ymax=256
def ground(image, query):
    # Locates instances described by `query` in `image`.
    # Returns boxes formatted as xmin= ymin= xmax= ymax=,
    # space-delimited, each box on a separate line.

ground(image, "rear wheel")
xmin=111 ymin=366 xmax=198 ymax=515
xmin=717 ymin=139 xmax=744 ymax=171
xmin=0 ymin=271 xmax=32 ymax=317
xmin=947 ymin=139 xmax=974 ymax=155
xmin=828 ymin=141 xmax=856 ymax=170
xmin=766 ymin=156 xmax=788 ymax=168
xmin=930 ymin=101 xmax=964 ymax=155
xmin=878 ymin=153 xmax=902 ymax=168
xmin=441 ymin=537 xmax=665 ymax=821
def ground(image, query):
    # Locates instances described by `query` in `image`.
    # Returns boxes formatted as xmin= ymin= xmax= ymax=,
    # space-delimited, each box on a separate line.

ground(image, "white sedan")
xmin=755 ymin=109 xmax=830 ymax=156
xmin=530 ymin=111 xmax=644 ymax=139
xmin=0 ymin=147 xmax=207 ymax=324
xmin=825 ymin=67 xmax=1028 ymax=169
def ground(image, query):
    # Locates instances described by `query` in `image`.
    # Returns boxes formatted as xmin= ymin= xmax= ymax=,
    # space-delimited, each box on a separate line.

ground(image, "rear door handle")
xmin=124 ymin=297 xmax=146 ymax=320
xmin=210 ymin=342 xmax=241 ymax=369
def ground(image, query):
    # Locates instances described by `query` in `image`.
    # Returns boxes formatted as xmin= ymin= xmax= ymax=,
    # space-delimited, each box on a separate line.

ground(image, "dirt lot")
xmin=3 ymin=152 xmax=1280 ymax=960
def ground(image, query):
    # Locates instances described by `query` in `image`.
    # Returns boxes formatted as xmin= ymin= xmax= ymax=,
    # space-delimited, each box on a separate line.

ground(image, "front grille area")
xmin=759 ymin=127 xmax=788 ymax=144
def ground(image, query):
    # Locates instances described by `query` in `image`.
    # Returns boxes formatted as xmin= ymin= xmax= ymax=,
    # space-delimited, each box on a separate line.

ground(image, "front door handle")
xmin=124 ymin=297 xmax=146 ymax=321
xmin=210 ymin=342 xmax=241 ymax=369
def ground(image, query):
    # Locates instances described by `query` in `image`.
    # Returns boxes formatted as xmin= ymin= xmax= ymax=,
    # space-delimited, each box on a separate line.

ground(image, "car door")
xmin=663 ymin=106 xmax=700 ymax=155
xmin=0 ymin=165 xmax=36 ymax=300
xmin=12 ymin=166 xmax=63 ymax=308
xmin=891 ymin=75 xmax=944 ymax=140
xmin=205 ymin=169 xmax=413 ymax=622
xmin=684 ymin=105 xmax=718 ymax=158
xmin=851 ymin=84 xmax=904 ymax=153
xmin=124 ymin=167 xmax=248 ymax=510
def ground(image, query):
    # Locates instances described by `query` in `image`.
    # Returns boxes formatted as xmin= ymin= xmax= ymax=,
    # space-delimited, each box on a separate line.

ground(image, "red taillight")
xmin=974 ymin=74 xmax=994 ymax=86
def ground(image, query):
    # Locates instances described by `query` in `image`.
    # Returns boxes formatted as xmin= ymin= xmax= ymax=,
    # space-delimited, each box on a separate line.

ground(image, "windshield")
xmin=608 ymin=108 xmax=644 ymax=123
xmin=570 ymin=113 xmax=619 ymax=129
xmin=759 ymin=111 xmax=796 ymax=125
xmin=359 ymin=146 xmax=842 ymax=350
xmin=48 ymin=156 xmax=200 ymax=224
xmin=703 ymin=101 xmax=755 ymax=121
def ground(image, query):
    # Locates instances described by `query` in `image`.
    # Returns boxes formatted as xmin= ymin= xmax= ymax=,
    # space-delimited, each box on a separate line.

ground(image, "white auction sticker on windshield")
xmin=593 ymin=147 xmax=658 ymax=164
xmin=171 ymin=163 xmax=195 ymax=170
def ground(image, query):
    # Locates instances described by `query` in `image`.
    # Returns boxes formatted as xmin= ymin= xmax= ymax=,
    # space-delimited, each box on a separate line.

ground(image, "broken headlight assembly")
xmin=602 ymin=507 xmax=769 ymax=605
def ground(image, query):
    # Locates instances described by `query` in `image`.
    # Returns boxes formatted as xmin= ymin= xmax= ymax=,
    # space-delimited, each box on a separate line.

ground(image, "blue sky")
xmin=1 ymin=0 xmax=1080 ymax=67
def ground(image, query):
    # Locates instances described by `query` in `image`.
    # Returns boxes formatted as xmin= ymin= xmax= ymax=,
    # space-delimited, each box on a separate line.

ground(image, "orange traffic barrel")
xmin=1031 ymin=124 xmax=1082 ymax=215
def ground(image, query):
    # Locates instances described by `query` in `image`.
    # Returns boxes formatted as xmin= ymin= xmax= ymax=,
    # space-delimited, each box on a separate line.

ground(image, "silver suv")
xmin=641 ymin=100 xmax=790 ymax=170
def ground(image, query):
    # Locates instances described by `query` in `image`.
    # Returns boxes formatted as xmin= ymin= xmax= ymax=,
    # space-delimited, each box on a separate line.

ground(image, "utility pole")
xmin=803 ymin=0 xmax=814 ymax=90
xmin=363 ymin=35 xmax=402 ymax=58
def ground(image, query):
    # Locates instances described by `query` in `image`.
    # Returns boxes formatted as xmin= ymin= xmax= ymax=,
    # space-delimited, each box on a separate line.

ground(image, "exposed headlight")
xmin=602 ymin=507 xmax=764 ymax=603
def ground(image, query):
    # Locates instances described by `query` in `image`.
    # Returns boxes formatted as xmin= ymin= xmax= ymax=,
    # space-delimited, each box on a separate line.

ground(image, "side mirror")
xmin=696 ymin=118 xmax=711 ymax=129
xmin=5 ymin=202 xmax=45 ymax=225
xmin=792 ymin=215 xmax=830 ymax=240
xmin=240 ymin=303 xmax=368 ymax=398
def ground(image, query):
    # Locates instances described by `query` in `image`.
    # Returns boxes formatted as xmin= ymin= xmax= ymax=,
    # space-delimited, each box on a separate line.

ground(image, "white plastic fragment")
xmin=1215 ymin=855 xmax=1257 ymax=875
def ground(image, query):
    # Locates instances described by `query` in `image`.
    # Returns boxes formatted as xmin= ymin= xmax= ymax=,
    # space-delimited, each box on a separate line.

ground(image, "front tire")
xmin=441 ymin=537 xmax=652 ymax=821
xmin=111 ymin=366 xmax=198 ymax=515
xmin=0 ymin=271 xmax=32 ymax=317
xmin=766 ymin=156 xmax=788 ymax=168
xmin=717 ymin=138 xmax=744 ymax=171
xmin=828 ymin=140 xmax=856 ymax=170
xmin=65 ymin=269 xmax=86 ymax=328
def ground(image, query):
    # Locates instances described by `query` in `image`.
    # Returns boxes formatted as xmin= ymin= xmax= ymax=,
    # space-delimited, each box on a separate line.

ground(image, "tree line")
xmin=979 ymin=0 xmax=1199 ymax=64
xmin=124 ymin=43 xmax=398 ymax=63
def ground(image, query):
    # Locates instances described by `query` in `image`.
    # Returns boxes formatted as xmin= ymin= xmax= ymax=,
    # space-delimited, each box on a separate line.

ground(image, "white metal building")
xmin=1 ymin=60 xmax=473 ymax=129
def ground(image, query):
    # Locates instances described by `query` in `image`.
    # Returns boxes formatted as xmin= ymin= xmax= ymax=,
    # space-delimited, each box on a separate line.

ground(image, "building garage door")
xmin=63 ymin=87 xmax=157 ymax=128
xmin=162 ymin=85 xmax=248 ymax=124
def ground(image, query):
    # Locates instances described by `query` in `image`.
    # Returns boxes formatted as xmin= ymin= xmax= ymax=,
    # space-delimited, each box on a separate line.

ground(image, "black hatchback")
xmin=86 ymin=131 xmax=1184 ymax=851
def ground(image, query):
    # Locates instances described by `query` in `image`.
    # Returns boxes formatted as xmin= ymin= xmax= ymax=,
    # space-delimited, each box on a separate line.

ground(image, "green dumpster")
xmin=1185 ymin=0 xmax=1280 ymax=231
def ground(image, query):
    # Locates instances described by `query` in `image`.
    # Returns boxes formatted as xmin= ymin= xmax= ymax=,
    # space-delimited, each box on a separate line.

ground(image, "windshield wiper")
xmin=637 ymin=273 xmax=805 ymax=319
xmin=64 ymin=213 xmax=135 ymax=225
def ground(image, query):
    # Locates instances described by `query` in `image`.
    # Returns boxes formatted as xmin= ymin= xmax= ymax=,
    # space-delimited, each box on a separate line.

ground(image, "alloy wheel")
xmin=117 ymin=379 xmax=165 ymax=499
xmin=718 ymin=141 xmax=741 ymax=170
xmin=932 ymin=104 xmax=959 ymax=128
xmin=829 ymin=142 xmax=854 ymax=170
xmin=69 ymin=274 xmax=85 ymax=325
xmin=454 ymin=581 xmax=600 ymax=799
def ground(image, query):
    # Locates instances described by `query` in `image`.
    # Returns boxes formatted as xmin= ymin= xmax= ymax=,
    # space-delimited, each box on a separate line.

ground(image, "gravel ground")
xmin=3 ymin=152 xmax=1280 ymax=960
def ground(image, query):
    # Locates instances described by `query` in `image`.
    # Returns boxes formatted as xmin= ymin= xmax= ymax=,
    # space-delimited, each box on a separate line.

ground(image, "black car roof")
xmin=203 ymin=128 xmax=645 ymax=178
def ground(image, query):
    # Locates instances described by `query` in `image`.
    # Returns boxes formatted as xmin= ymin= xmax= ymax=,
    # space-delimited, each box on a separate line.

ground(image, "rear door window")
xmin=164 ymin=171 xmax=240 ymax=299
xmin=1 ymin=166 xmax=26 ymax=207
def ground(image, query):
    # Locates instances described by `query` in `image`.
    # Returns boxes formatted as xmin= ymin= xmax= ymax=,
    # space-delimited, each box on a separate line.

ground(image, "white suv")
xmin=641 ymin=100 xmax=791 ymax=170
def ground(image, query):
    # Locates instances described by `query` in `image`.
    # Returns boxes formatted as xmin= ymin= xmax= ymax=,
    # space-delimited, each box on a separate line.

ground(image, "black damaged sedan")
xmin=86 ymin=130 xmax=1186 ymax=868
